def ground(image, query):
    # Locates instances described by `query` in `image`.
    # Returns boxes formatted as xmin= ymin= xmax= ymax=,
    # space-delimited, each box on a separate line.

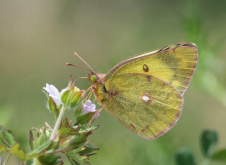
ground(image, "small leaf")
xmin=59 ymin=118 xmax=79 ymax=137
xmin=66 ymin=151 xmax=90 ymax=165
xmin=10 ymin=143 xmax=26 ymax=161
xmin=70 ymin=132 xmax=92 ymax=149
xmin=0 ymin=125 xmax=16 ymax=147
xmin=38 ymin=154 xmax=61 ymax=165
xmin=200 ymin=130 xmax=218 ymax=157
xmin=76 ymin=112 xmax=96 ymax=125
xmin=28 ymin=130 xmax=34 ymax=150
xmin=26 ymin=140 xmax=53 ymax=158
xmin=175 ymin=147 xmax=197 ymax=165
xmin=79 ymin=125 xmax=99 ymax=134
xmin=36 ymin=134 xmax=47 ymax=147
xmin=78 ymin=144 xmax=99 ymax=155
xmin=211 ymin=149 xmax=226 ymax=162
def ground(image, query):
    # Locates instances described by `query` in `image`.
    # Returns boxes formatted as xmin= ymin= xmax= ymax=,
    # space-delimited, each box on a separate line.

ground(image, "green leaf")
xmin=36 ymin=134 xmax=47 ymax=147
xmin=10 ymin=143 xmax=26 ymax=161
xmin=200 ymin=130 xmax=218 ymax=157
xmin=70 ymin=132 xmax=92 ymax=149
xmin=78 ymin=125 xmax=99 ymax=134
xmin=28 ymin=130 xmax=34 ymax=150
xmin=175 ymin=147 xmax=197 ymax=165
xmin=76 ymin=112 xmax=96 ymax=125
xmin=78 ymin=144 xmax=99 ymax=155
xmin=59 ymin=118 xmax=79 ymax=138
xmin=66 ymin=151 xmax=90 ymax=165
xmin=26 ymin=140 xmax=53 ymax=159
xmin=0 ymin=125 xmax=16 ymax=147
xmin=211 ymin=149 xmax=226 ymax=162
xmin=38 ymin=154 xmax=61 ymax=165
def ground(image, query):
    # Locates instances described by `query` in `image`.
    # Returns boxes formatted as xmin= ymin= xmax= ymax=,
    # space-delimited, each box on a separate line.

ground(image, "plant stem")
xmin=50 ymin=105 xmax=66 ymax=140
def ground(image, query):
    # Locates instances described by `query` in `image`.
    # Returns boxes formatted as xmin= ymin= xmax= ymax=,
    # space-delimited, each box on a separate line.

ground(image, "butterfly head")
xmin=87 ymin=72 xmax=106 ymax=85
xmin=87 ymin=72 xmax=97 ymax=84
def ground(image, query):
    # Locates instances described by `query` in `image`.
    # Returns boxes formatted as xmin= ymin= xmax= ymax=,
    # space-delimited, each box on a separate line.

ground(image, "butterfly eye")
xmin=90 ymin=75 xmax=97 ymax=83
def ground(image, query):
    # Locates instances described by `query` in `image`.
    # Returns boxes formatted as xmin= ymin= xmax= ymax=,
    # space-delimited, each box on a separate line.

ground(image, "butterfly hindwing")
xmin=104 ymin=73 xmax=183 ymax=139
xmin=105 ymin=42 xmax=198 ymax=95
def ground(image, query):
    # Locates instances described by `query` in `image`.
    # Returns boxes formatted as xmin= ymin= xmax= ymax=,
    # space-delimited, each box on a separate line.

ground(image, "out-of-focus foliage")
xmin=175 ymin=129 xmax=226 ymax=165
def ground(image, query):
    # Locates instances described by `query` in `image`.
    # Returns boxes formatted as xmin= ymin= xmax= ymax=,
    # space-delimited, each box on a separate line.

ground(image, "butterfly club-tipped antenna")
xmin=66 ymin=52 xmax=96 ymax=74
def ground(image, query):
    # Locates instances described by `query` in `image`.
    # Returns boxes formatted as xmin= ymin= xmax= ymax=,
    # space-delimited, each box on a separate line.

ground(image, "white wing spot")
xmin=142 ymin=95 xmax=150 ymax=102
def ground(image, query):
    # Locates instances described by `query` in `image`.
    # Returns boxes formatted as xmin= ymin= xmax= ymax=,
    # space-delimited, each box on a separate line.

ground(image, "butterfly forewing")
xmin=104 ymin=73 xmax=183 ymax=139
xmin=105 ymin=42 xmax=198 ymax=95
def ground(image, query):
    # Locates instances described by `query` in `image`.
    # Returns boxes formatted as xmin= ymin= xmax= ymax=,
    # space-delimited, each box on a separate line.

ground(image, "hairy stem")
xmin=50 ymin=105 xmax=66 ymax=140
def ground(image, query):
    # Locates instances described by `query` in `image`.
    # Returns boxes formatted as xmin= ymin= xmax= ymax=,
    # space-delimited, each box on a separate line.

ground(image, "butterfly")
xmin=68 ymin=42 xmax=198 ymax=140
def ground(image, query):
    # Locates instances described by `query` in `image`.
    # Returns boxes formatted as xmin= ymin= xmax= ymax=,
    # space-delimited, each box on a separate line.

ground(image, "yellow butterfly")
xmin=68 ymin=42 xmax=198 ymax=140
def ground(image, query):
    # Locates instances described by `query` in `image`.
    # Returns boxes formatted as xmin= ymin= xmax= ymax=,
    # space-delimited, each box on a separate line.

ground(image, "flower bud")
xmin=70 ymin=90 xmax=83 ymax=108
xmin=61 ymin=88 xmax=74 ymax=106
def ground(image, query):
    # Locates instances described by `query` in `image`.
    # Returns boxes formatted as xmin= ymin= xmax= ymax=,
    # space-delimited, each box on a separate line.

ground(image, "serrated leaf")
xmin=70 ymin=132 xmax=92 ymax=149
xmin=200 ymin=130 xmax=218 ymax=157
xmin=26 ymin=140 xmax=53 ymax=159
xmin=10 ymin=143 xmax=26 ymax=161
xmin=28 ymin=130 xmax=34 ymax=150
xmin=0 ymin=125 xmax=16 ymax=147
xmin=59 ymin=118 xmax=79 ymax=138
xmin=78 ymin=143 xmax=99 ymax=155
xmin=211 ymin=149 xmax=226 ymax=162
xmin=175 ymin=147 xmax=197 ymax=165
xmin=79 ymin=125 xmax=99 ymax=134
xmin=66 ymin=151 xmax=90 ymax=165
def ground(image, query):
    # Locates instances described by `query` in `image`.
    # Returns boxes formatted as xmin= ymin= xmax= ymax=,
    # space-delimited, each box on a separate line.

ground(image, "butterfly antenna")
xmin=74 ymin=52 xmax=96 ymax=74
xmin=66 ymin=63 xmax=92 ymax=72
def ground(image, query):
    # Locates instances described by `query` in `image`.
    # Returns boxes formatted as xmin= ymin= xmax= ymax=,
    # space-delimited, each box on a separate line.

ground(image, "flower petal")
xmin=49 ymin=94 xmax=62 ymax=107
xmin=94 ymin=113 xmax=100 ymax=119
xmin=49 ymin=85 xmax=60 ymax=96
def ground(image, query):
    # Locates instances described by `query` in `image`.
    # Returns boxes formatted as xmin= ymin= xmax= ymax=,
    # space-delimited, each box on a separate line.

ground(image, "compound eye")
xmin=90 ymin=75 xmax=97 ymax=83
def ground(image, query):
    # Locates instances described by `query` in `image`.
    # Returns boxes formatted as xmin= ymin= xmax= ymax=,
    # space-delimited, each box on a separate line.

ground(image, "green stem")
xmin=50 ymin=105 xmax=66 ymax=140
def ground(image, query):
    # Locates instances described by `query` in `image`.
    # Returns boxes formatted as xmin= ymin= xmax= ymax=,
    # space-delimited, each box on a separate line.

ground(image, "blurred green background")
xmin=0 ymin=0 xmax=226 ymax=164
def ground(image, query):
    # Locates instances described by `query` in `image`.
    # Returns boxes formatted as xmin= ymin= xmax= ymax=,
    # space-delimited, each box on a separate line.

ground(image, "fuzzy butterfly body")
xmin=87 ymin=42 xmax=198 ymax=139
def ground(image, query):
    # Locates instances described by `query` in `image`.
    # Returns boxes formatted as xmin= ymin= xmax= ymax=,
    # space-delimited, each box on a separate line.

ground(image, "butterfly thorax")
xmin=87 ymin=72 xmax=108 ymax=105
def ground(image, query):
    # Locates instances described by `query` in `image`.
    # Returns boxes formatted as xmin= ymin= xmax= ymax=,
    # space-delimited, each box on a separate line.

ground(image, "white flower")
xmin=43 ymin=83 xmax=68 ymax=107
xmin=82 ymin=100 xmax=100 ymax=119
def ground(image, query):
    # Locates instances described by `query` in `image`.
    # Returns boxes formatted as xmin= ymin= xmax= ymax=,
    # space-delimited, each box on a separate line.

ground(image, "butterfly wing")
xmin=104 ymin=42 xmax=198 ymax=95
xmin=104 ymin=73 xmax=183 ymax=139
